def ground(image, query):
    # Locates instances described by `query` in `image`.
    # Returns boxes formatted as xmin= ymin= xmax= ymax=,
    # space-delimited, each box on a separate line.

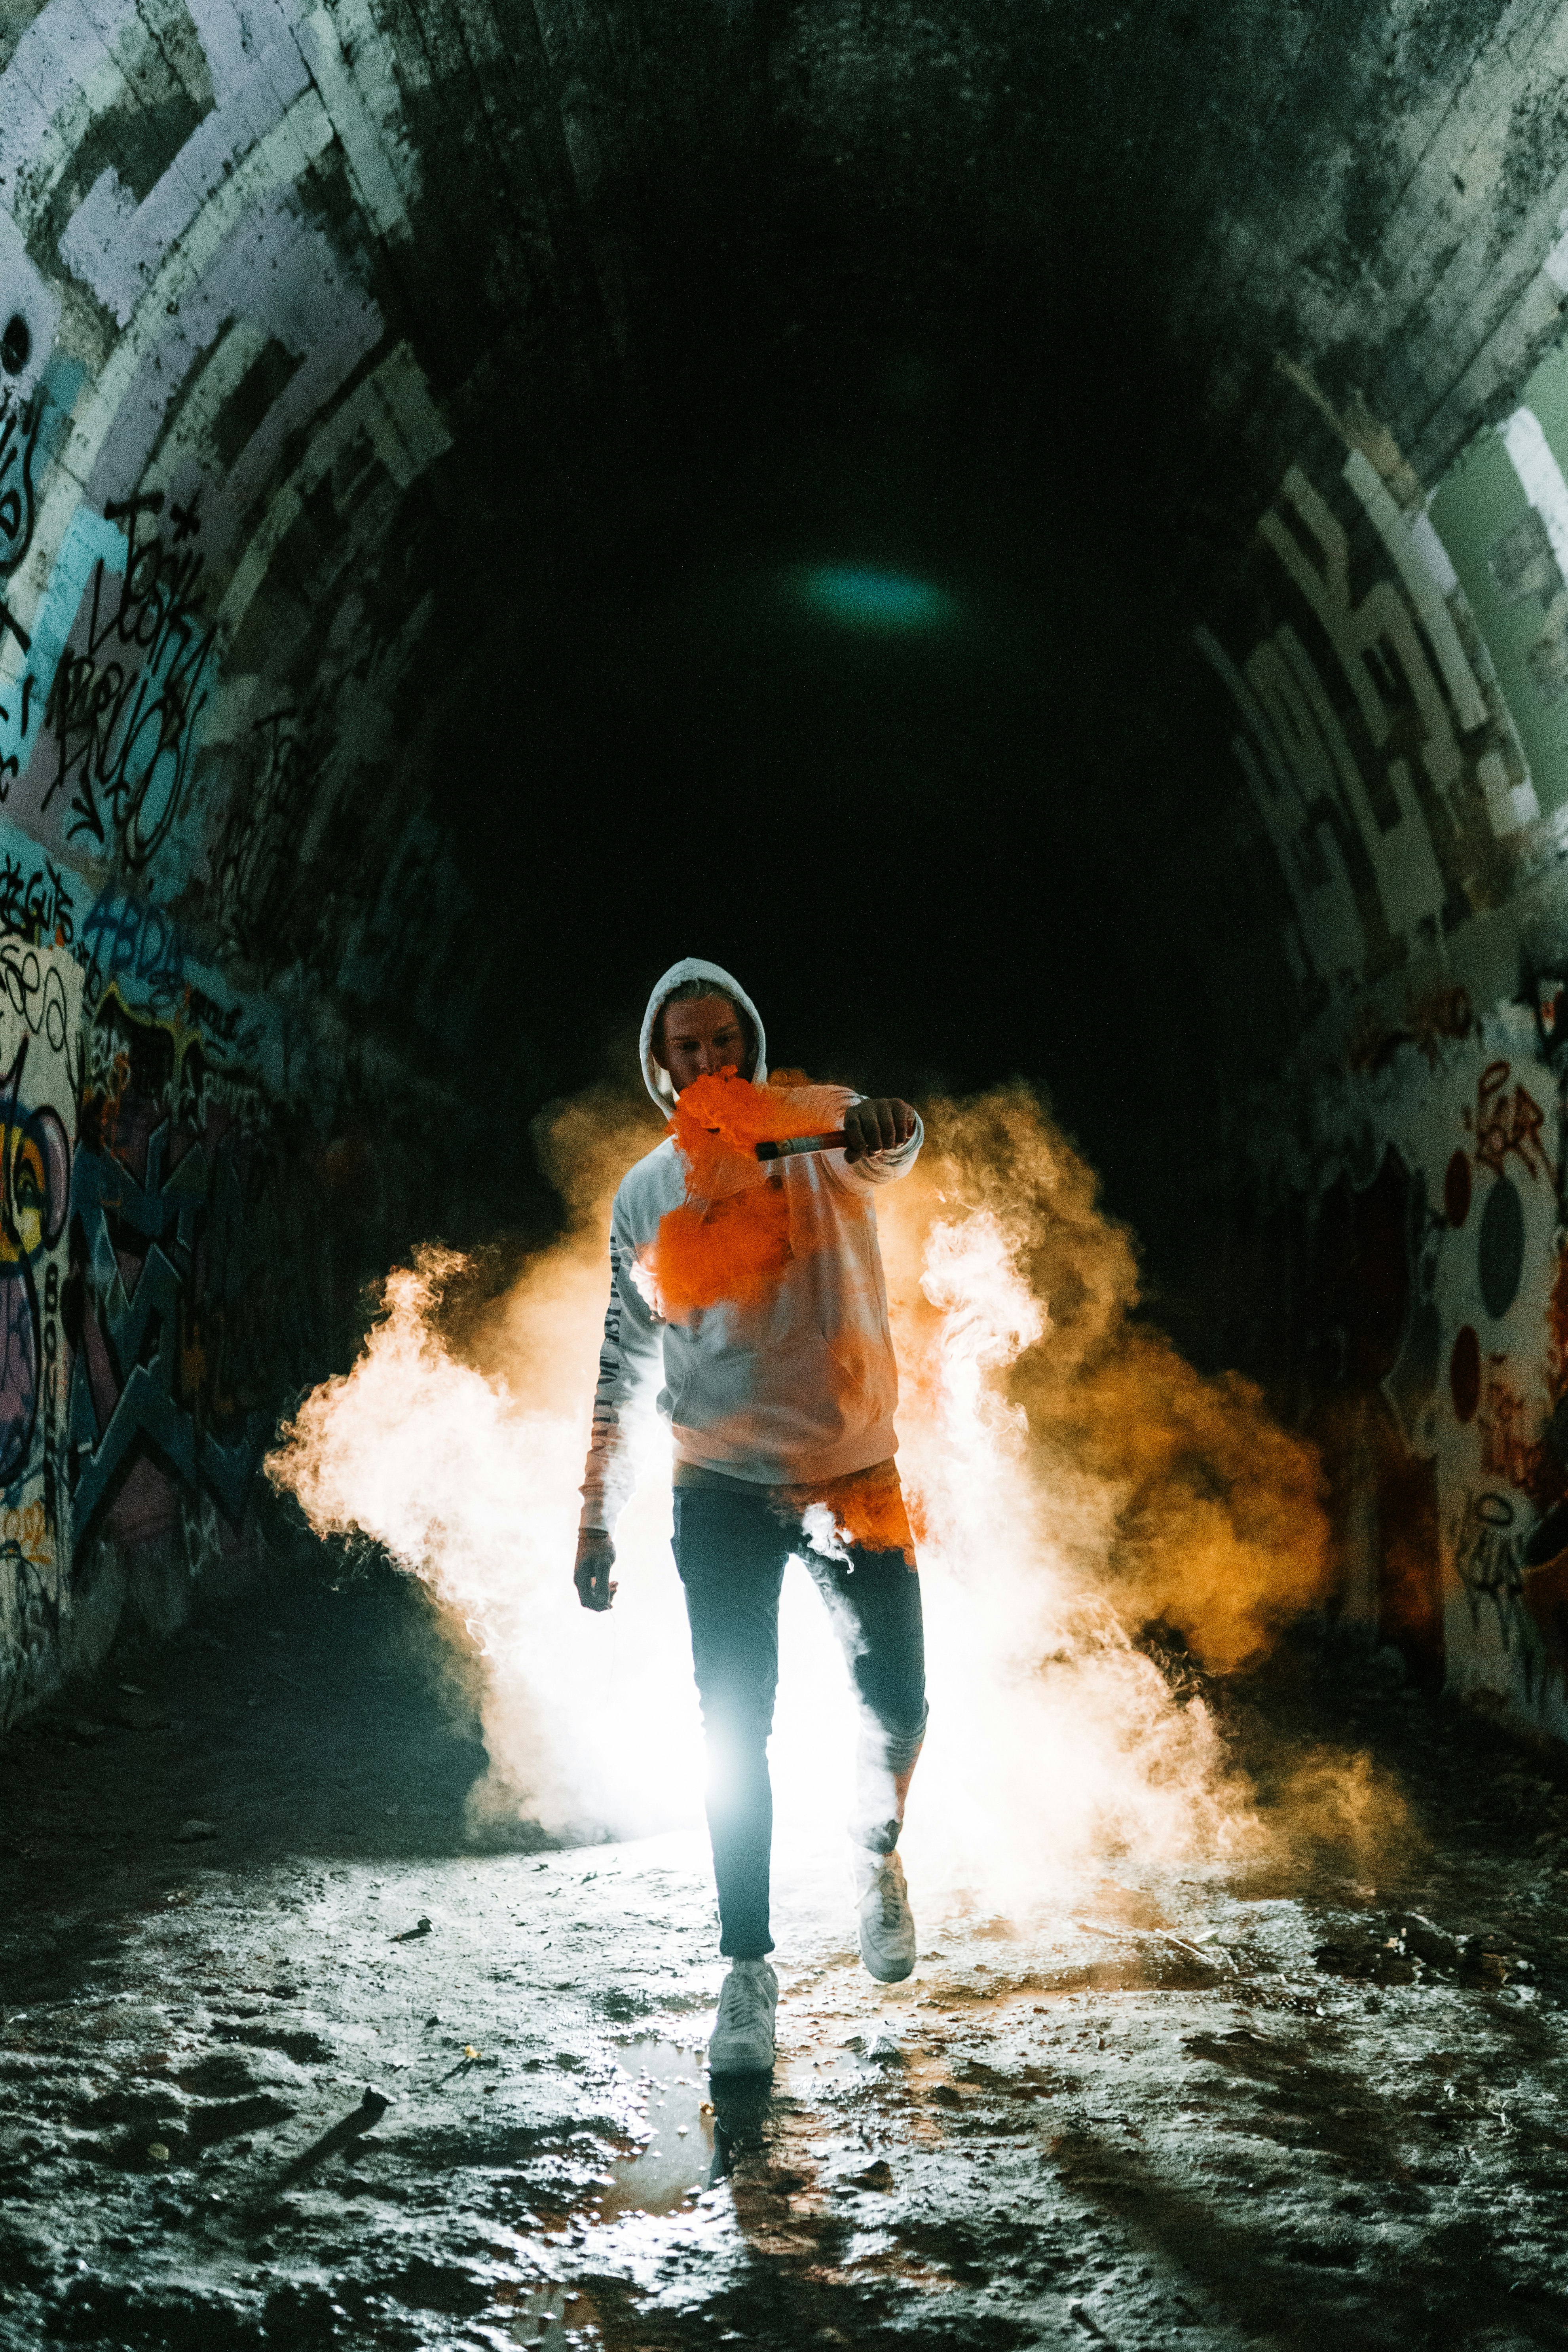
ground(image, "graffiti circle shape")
xmin=0 ymin=315 xmax=28 ymax=376
xmin=1478 ymin=1174 xmax=1526 ymax=1320
xmin=1444 ymin=1149 xmax=1471 ymax=1228
xmin=25 ymin=1107 xmax=69 ymax=1249
xmin=1450 ymin=1325 xmax=1481 ymax=1423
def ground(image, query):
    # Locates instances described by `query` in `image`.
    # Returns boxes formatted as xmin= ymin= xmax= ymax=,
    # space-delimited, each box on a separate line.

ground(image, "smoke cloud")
xmin=648 ymin=1069 xmax=865 ymax=1319
xmin=899 ymin=1087 xmax=1335 ymax=1675
xmin=268 ymin=1082 xmax=1336 ymax=1904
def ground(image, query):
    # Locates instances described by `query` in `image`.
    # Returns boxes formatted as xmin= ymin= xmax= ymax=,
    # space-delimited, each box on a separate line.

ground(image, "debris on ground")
xmin=0 ymin=1569 xmax=1565 ymax=2350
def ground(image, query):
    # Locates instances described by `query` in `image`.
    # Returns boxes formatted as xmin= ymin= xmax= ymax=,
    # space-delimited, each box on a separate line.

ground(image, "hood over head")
xmin=640 ymin=959 xmax=768 ymax=1111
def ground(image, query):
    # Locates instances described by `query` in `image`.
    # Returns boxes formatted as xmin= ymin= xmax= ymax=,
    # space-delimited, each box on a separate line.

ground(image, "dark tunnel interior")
xmin=415 ymin=151 xmax=1253 ymax=1303
xmin=449 ymin=283 xmax=1229 ymax=1243
xmin=8 ymin=5 xmax=1568 ymax=2347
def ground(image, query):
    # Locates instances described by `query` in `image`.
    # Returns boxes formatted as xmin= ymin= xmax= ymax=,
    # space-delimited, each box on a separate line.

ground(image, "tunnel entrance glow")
xmin=788 ymin=566 xmax=959 ymax=632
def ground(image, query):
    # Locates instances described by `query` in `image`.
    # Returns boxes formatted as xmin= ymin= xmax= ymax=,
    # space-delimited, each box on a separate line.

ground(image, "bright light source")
xmin=268 ymin=1085 xmax=1331 ymax=1916
xmin=790 ymin=566 xmax=959 ymax=632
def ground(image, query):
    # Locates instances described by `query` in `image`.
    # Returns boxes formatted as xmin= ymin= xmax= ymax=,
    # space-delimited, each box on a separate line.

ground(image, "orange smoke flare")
xmin=651 ymin=1070 xmax=845 ymax=1320
xmin=666 ymin=1069 xmax=828 ymax=1175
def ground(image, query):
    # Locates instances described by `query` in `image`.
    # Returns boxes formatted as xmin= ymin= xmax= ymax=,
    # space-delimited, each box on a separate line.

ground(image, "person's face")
xmin=654 ymin=994 xmax=755 ymax=1093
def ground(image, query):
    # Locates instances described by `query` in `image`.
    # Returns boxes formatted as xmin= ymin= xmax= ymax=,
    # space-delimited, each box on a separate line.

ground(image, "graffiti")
xmin=0 ymin=1502 xmax=49 ymax=1563
xmin=211 ymin=707 xmax=310 ymax=953
xmin=0 ymin=947 xmax=80 ymax=1620
xmin=0 ymin=939 xmax=74 ymax=1061
xmin=0 ymin=388 xmax=40 ymax=668
xmin=66 ymin=989 xmax=328 ymax=1548
xmin=186 ymin=989 xmax=243 ymax=1044
xmin=1407 ymin=984 xmax=1477 ymax=1069
xmin=1463 ymin=1060 xmax=1553 ymax=1184
xmin=1478 ymin=1364 xmax=1553 ymax=1500
xmin=79 ymin=889 xmax=185 ymax=1010
xmin=0 ymin=1033 xmax=72 ymax=1489
xmin=0 ymin=853 xmax=72 ymax=947
xmin=1346 ymin=983 xmax=1477 ymax=1077
xmin=1535 ymin=975 xmax=1568 ymax=1056
xmin=68 ymin=1137 xmax=267 ymax=1535
xmin=0 ymin=7 xmax=456 ymax=1721
xmin=0 ymin=395 xmax=39 ymax=577
xmin=0 ymin=1541 xmax=60 ymax=1727
xmin=1455 ymin=1482 xmax=1568 ymax=1703
xmin=41 ymin=495 xmax=215 ymax=872
xmin=1453 ymin=1489 xmax=1524 ymax=1634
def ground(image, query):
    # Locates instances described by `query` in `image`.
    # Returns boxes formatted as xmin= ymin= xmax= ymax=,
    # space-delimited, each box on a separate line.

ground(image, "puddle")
xmin=603 ymin=2037 xmax=715 ymax=2216
xmin=506 ymin=2280 xmax=602 ymax=2347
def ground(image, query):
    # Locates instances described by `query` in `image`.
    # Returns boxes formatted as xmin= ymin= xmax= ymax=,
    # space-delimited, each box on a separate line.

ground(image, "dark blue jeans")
xmin=672 ymin=1483 xmax=928 ymax=1960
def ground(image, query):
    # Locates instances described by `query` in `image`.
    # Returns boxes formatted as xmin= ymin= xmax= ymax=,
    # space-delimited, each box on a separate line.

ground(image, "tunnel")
xmin=4 ymin=3 xmax=1568 ymax=2346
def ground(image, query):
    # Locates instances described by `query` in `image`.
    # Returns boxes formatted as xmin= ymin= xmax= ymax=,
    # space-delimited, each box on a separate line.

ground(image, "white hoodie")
xmin=579 ymin=957 xmax=923 ymax=1531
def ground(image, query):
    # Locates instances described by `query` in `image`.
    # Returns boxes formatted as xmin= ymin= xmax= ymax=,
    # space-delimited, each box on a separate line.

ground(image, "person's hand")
xmin=843 ymin=1098 xmax=917 ymax=1162
xmin=574 ymin=1529 xmax=618 ymax=1612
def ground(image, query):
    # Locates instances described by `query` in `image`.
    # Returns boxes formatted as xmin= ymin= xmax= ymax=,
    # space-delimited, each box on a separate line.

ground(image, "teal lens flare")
xmin=789 ymin=566 xmax=959 ymax=632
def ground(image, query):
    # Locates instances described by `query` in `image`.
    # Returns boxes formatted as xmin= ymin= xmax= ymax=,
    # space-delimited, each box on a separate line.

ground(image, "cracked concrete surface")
xmin=2 ymin=1562 xmax=1567 ymax=2350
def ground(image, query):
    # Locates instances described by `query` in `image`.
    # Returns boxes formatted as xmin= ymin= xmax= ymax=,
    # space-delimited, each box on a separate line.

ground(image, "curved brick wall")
xmin=6 ymin=2 xmax=1568 ymax=1740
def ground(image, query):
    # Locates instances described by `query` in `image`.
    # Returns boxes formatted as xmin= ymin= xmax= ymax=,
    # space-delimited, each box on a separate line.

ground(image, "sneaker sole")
xmin=859 ymin=1948 xmax=916 ymax=1984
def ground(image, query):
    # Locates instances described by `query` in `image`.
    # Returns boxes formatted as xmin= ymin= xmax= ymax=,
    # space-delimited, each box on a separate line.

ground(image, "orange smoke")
xmin=651 ymin=1070 xmax=848 ymax=1321
xmin=653 ymin=1190 xmax=792 ymax=1318
xmin=667 ymin=1069 xmax=827 ymax=1169
xmin=778 ymin=1460 xmax=921 ymax=1562
xmin=876 ymin=1086 xmax=1336 ymax=1672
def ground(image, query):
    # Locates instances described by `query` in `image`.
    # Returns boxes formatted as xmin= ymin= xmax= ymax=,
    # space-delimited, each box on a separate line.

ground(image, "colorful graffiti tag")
xmin=66 ymin=983 xmax=327 ymax=1554
xmin=0 ymin=942 xmax=78 ymax=1719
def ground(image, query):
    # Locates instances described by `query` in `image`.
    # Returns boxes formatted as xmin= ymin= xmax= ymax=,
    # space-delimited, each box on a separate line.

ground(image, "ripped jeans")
xmin=672 ymin=1483 xmax=928 ymax=1961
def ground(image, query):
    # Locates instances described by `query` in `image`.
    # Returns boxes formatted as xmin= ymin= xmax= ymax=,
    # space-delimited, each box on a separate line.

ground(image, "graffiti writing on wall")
xmin=0 ymin=942 xmax=80 ymax=1714
xmin=0 ymin=850 xmax=72 ymax=947
xmin=79 ymin=888 xmax=185 ymax=1010
xmin=39 ymin=495 xmax=215 ymax=874
xmin=211 ymin=706 xmax=309 ymax=957
xmin=0 ymin=386 xmax=41 ymax=670
xmin=67 ymin=985 xmax=328 ymax=1551
xmin=1347 ymin=982 xmax=1477 ymax=1076
xmin=1451 ymin=1479 xmax=1568 ymax=1705
xmin=1477 ymin=1363 xmax=1555 ymax=1499
xmin=1464 ymin=1059 xmax=1554 ymax=1183
xmin=1454 ymin=1489 xmax=1525 ymax=1635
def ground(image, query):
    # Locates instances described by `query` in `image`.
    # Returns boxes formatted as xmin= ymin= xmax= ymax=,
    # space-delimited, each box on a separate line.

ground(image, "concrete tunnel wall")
xmin=7 ymin=2 xmax=1568 ymax=1744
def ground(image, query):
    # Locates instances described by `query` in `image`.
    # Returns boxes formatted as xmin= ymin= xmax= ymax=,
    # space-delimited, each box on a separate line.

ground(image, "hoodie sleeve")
xmin=826 ymin=1099 xmax=924 ymax=1191
xmin=580 ymin=1212 xmax=664 ymax=1533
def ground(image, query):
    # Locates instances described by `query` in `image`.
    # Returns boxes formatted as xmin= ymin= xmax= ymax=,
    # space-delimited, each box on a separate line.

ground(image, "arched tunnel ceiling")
xmin=7 ymin=1 xmax=1568 ymax=1267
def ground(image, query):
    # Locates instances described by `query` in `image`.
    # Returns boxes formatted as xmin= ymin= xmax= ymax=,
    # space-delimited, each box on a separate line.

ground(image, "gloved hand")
xmin=573 ymin=1528 xmax=617 ymax=1612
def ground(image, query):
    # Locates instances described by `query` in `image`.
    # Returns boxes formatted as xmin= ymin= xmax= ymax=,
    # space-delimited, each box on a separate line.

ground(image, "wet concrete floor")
xmin=2 ymin=1562 xmax=1567 ymax=2349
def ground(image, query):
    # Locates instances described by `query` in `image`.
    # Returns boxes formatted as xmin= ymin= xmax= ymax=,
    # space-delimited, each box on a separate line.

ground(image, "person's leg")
xmin=672 ymin=1487 xmax=790 ymax=1959
xmin=802 ymin=1543 xmax=928 ymax=1851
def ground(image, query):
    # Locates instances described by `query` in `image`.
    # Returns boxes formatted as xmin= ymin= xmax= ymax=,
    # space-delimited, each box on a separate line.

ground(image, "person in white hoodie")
xmin=573 ymin=958 xmax=927 ymax=2075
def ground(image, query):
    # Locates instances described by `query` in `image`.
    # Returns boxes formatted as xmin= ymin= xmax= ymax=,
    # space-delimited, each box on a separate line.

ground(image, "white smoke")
xmin=269 ymin=1087 xmax=1322 ymax=1906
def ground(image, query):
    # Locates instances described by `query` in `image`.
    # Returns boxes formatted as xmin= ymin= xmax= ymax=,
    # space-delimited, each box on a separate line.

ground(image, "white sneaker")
xmin=707 ymin=1959 xmax=778 ymax=2075
xmin=852 ymin=1848 xmax=916 ymax=1983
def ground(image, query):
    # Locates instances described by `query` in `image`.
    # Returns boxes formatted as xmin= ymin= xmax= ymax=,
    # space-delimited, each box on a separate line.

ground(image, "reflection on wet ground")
xmin=602 ymin=2038 xmax=713 ymax=2215
xmin=2 ymin=1577 xmax=1568 ymax=2348
xmin=504 ymin=2276 xmax=603 ymax=2348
